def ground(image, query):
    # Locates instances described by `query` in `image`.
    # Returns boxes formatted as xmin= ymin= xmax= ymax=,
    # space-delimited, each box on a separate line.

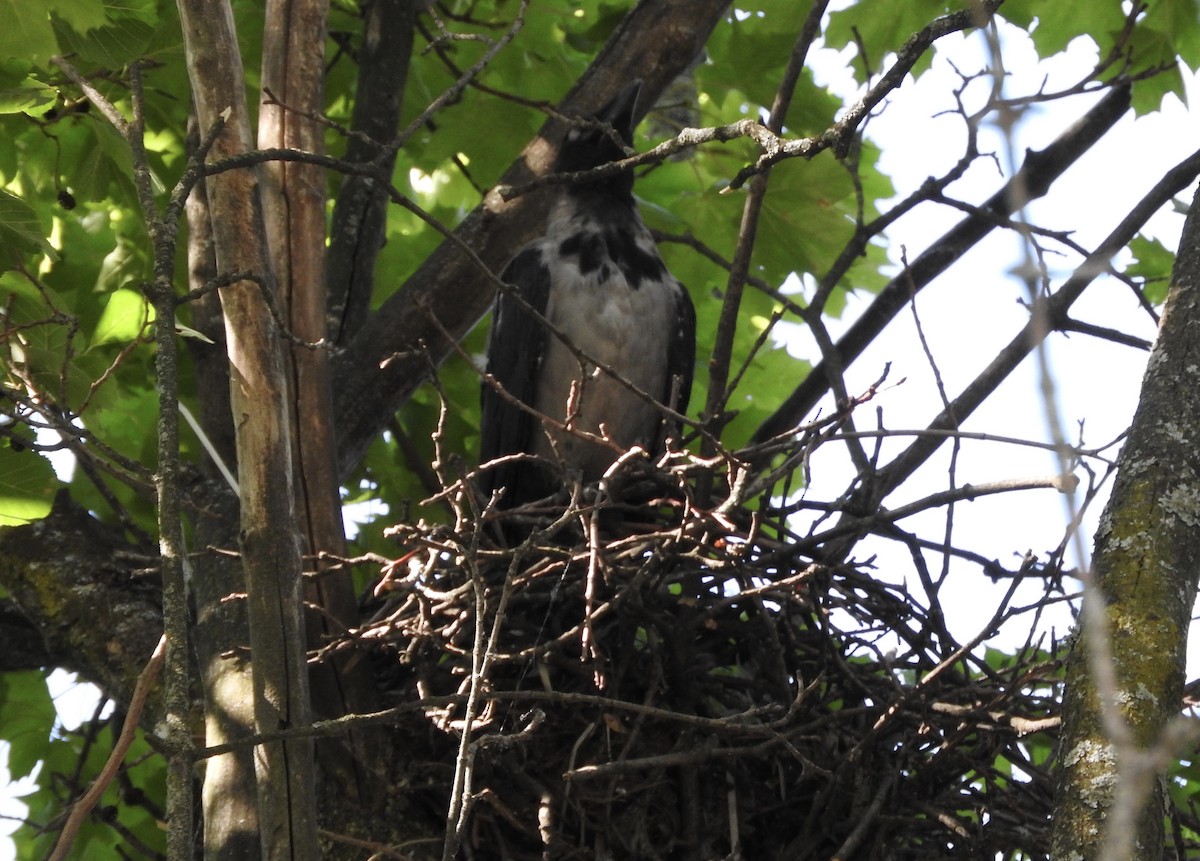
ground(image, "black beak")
xmin=598 ymin=79 xmax=643 ymax=145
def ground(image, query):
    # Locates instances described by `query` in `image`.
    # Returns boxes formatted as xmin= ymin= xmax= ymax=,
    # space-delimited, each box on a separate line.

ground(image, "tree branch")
xmin=751 ymin=81 xmax=1133 ymax=446
xmin=875 ymin=141 xmax=1200 ymax=501
xmin=326 ymin=0 xmax=416 ymax=345
xmin=1052 ymin=145 xmax=1200 ymax=861
xmin=0 ymin=493 xmax=163 ymax=711
xmin=702 ymin=0 xmax=832 ymax=481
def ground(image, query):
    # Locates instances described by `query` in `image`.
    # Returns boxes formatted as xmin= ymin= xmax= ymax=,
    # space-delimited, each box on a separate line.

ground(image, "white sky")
xmin=4 ymin=13 xmax=1199 ymax=860
xmin=795 ymin=23 xmax=1193 ymax=662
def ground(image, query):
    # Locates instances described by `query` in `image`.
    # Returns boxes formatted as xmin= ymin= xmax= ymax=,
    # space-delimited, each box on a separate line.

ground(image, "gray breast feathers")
xmin=478 ymin=202 xmax=695 ymax=509
xmin=531 ymin=235 xmax=686 ymax=482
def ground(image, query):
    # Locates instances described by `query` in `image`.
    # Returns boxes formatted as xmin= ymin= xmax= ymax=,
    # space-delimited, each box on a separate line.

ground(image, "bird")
xmin=478 ymin=80 xmax=696 ymax=513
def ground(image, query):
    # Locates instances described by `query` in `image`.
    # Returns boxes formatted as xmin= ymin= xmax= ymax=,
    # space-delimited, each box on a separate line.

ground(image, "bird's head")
xmin=554 ymin=80 xmax=642 ymax=197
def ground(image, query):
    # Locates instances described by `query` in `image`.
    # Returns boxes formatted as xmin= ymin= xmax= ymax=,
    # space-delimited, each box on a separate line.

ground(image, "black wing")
xmin=665 ymin=280 xmax=696 ymax=420
xmin=479 ymin=246 xmax=555 ymax=507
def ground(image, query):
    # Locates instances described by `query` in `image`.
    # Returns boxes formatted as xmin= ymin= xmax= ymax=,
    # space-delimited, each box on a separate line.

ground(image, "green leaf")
xmin=1143 ymin=0 xmax=1200 ymax=70
xmin=0 ymin=443 xmax=59 ymax=525
xmin=0 ymin=671 xmax=55 ymax=779
xmin=746 ymin=0 xmax=810 ymax=35
xmin=0 ymin=3 xmax=58 ymax=66
xmin=1002 ymin=0 xmax=1125 ymax=59
xmin=0 ymin=268 xmax=44 ymax=305
xmin=103 ymin=0 xmax=158 ymax=27
xmin=50 ymin=0 xmax=160 ymax=69
xmin=0 ymin=61 xmax=57 ymax=114
xmin=90 ymin=286 xmax=152 ymax=346
xmin=1126 ymin=234 xmax=1174 ymax=305
xmin=48 ymin=0 xmax=109 ymax=34
xmin=1126 ymin=28 xmax=1187 ymax=113
xmin=85 ymin=377 xmax=158 ymax=463
xmin=825 ymin=0 xmax=971 ymax=79
xmin=701 ymin=10 xmax=842 ymax=132
xmin=13 ymin=714 xmax=166 ymax=859
xmin=0 ymin=189 xmax=55 ymax=266
xmin=562 ymin=2 xmax=626 ymax=54
xmin=41 ymin=117 xmax=148 ymax=210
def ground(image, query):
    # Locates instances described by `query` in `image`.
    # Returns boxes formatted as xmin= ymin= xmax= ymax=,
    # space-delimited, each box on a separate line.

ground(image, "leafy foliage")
xmin=15 ymin=708 xmax=165 ymax=861
xmin=0 ymin=672 xmax=54 ymax=780
xmin=1126 ymin=233 xmax=1175 ymax=305
xmin=1 ymin=0 xmax=1200 ymax=858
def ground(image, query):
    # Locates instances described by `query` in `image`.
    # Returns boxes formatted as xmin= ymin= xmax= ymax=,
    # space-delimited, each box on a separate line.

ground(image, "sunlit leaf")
xmin=0 ymin=63 xmax=56 ymax=114
xmin=1126 ymin=234 xmax=1175 ymax=305
xmin=89 ymin=286 xmax=151 ymax=346
xmin=826 ymin=0 xmax=972 ymax=79
xmin=0 ymin=443 xmax=59 ymax=526
xmin=1002 ymin=0 xmax=1125 ymax=58
xmin=49 ymin=0 xmax=159 ymax=69
xmin=0 ymin=2 xmax=59 ymax=65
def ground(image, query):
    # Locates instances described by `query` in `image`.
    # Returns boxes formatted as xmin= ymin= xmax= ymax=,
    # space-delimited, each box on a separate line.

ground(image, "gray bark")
xmin=1051 ymin=179 xmax=1200 ymax=859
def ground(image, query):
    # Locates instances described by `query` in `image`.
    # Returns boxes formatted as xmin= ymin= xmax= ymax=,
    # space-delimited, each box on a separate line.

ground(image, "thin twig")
xmin=47 ymin=636 xmax=167 ymax=861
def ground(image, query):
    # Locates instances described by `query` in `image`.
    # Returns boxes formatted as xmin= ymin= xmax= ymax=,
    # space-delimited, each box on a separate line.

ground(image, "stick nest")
xmin=357 ymin=462 xmax=1065 ymax=861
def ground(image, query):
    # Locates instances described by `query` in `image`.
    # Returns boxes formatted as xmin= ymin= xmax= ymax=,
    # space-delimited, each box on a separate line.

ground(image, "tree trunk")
xmin=184 ymin=114 xmax=263 ymax=861
xmin=177 ymin=0 xmax=319 ymax=858
xmin=258 ymin=0 xmax=386 ymax=803
xmin=326 ymin=0 xmax=416 ymax=346
xmin=1051 ymin=179 xmax=1200 ymax=859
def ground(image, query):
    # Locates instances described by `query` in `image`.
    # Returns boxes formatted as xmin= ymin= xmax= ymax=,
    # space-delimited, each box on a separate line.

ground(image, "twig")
xmin=828 ymin=771 xmax=895 ymax=861
xmin=392 ymin=0 xmax=530 ymax=156
xmin=54 ymin=54 xmax=198 ymax=860
xmin=47 ymin=636 xmax=167 ymax=861
xmin=751 ymin=81 xmax=1134 ymax=447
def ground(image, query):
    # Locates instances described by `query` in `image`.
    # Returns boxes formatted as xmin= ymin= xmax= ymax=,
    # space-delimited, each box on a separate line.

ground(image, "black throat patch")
xmin=558 ymin=227 xmax=668 ymax=289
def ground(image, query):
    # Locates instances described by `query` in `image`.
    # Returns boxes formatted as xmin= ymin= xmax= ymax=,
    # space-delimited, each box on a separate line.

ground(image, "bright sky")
xmin=797 ymin=23 xmax=1196 ymax=661
xmin=4 ymin=13 xmax=1200 ymax=860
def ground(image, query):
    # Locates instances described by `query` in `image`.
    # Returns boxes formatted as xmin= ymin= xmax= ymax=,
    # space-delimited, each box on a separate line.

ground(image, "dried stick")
xmin=46 ymin=636 xmax=167 ymax=861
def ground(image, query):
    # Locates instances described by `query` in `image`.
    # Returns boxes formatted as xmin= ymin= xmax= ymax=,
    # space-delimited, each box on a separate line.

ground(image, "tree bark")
xmin=1051 ymin=180 xmax=1200 ymax=859
xmin=258 ymin=0 xmax=385 ymax=803
xmin=176 ymin=0 xmax=319 ymax=858
xmin=191 ymin=480 xmax=262 ymax=861
xmin=326 ymin=0 xmax=416 ymax=346
xmin=184 ymin=114 xmax=263 ymax=861
xmin=0 ymin=492 xmax=162 ymax=708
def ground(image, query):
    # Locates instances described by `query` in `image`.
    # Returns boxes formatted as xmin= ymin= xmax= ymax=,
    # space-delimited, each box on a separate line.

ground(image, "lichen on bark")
xmin=1052 ymin=182 xmax=1200 ymax=860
